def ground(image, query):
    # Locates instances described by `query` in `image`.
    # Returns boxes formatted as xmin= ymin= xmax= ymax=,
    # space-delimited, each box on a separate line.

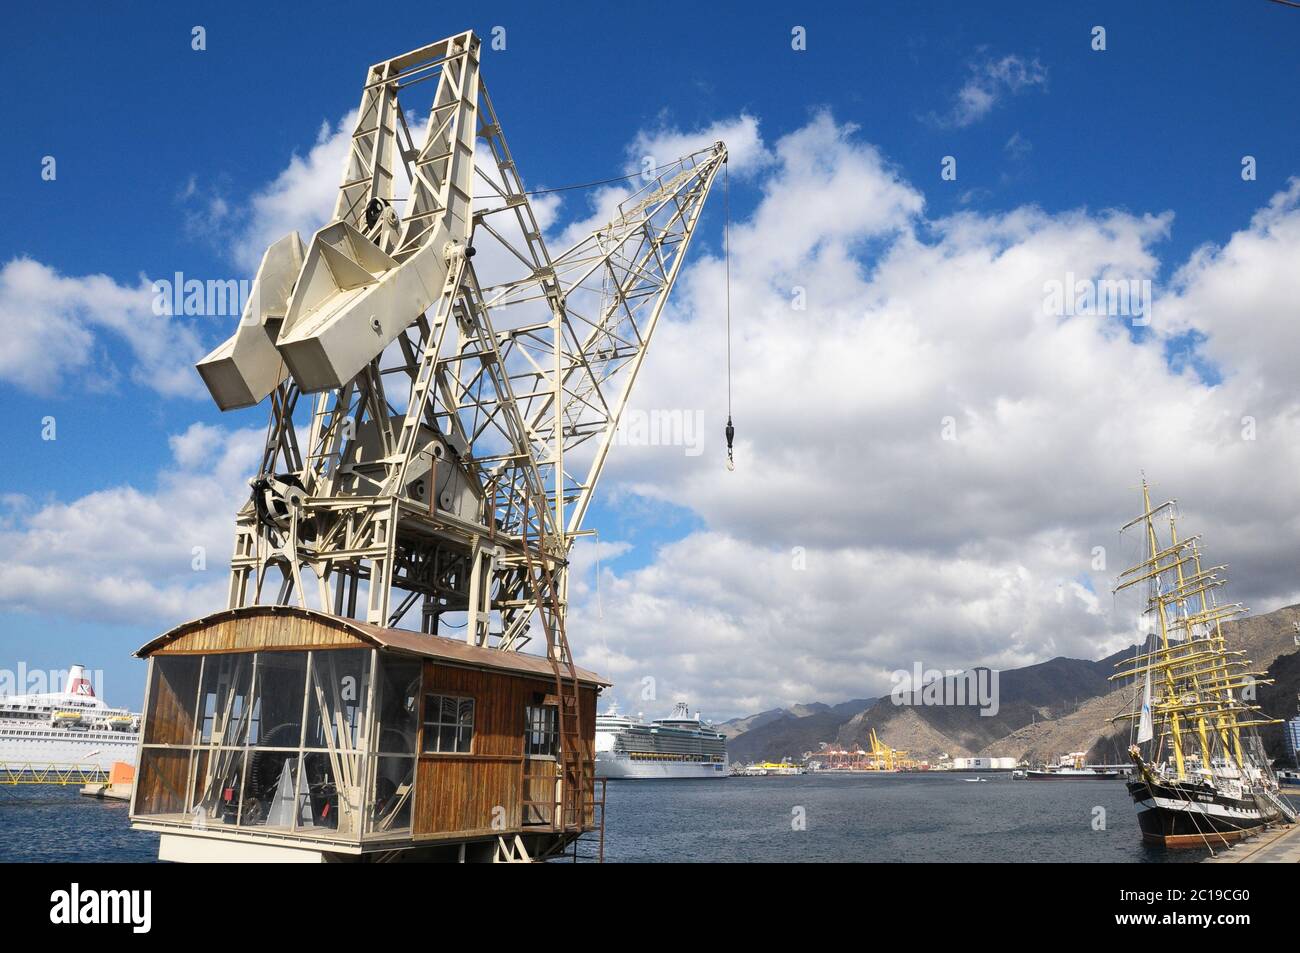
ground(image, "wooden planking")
xmin=413 ymin=662 xmax=562 ymax=837
xmin=522 ymin=756 xmax=558 ymax=827
xmin=135 ymin=748 xmax=191 ymax=815
xmin=153 ymin=615 xmax=361 ymax=655
xmin=143 ymin=657 xmax=201 ymax=745
xmin=140 ymin=607 xmax=609 ymax=687
xmin=414 ymin=757 xmax=522 ymax=834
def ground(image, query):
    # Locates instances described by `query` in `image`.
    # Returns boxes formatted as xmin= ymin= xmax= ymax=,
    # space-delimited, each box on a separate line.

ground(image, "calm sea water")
xmin=598 ymin=773 xmax=1201 ymax=863
xmin=0 ymin=773 xmax=1199 ymax=862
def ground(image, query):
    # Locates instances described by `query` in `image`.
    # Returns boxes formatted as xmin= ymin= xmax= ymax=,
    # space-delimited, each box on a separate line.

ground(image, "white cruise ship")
xmin=0 ymin=664 xmax=140 ymax=772
xmin=595 ymin=701 xmax=728 ymax=779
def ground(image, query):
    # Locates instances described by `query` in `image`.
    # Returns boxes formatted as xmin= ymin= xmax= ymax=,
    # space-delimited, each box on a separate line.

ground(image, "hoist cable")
xmin=723 ymin=159 xmax=736 ymax=472
xmin=725 ymin=161 xmax=732 ymax=418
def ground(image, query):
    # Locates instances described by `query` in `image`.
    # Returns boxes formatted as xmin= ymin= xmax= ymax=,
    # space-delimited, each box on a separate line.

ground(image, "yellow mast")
xmin=1111 ymin=478 xmax=1280 ymax=785
xmin=1167 ymin=515 xmax=1213 ymax=769
xmin=1141 ymin=480 xmax=1187 ymax=777
xmin=1190 ymin=541 xmax=1247 ymax=768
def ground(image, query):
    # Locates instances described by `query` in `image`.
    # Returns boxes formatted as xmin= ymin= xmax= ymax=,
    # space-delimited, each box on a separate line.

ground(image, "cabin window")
xmin=421 ymin=693 xmax=474 ymax=753
xmin=524 ymin=704 xmax=559 ymax=758
xmin=374 ymin=656 xmax=420 ymax=755
xmin=142 ymin=655 xmax=202 ymax=745
xmin=367 ymin=656 xmax=420 ymax=835
xmin=136 ymin=648 xmax=374 ymax=841
xmin=198 ymin=653 xmax=254 ymax=746
xmin=249 ymin=652 xmax=308 ymax=749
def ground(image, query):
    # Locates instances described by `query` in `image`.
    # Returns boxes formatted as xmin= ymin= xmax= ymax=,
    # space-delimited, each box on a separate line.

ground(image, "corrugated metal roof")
xmin=136 ymin=604 xmax=609 ymax=686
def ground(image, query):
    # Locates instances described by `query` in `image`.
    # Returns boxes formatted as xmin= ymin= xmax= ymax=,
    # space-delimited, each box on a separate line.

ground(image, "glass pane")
xmin=250 ymin=652 xmax=308 ymax=749
xmin=192 ymin=747 xmax=245 ymax=825
xmin=135 ymin=748 xmax=191 ymax=816
xmin=301 ymin=752 xmax=339 ymax=830
xmin=143 ymin=656 xmax=202 ymax=745
xmin=197 ymin=653 xmax=254 ymax=746
xmin=458 ymin=698 xmax=474 ymax=726
xmin=301 ymin=751 xmax=363 ymax=836
xmin=457 ymin=726 xmax=472 ymax=752
xmin=305 ymin=650 xmax=370 ymax=751
xmin=239 ymin=751 xmax=300 ymax=830
xmin=441 ymin=696 xmax=457 ymax=724
xmin=375 ymin=656 xmax=420 ymax=754
xmin=439 ymin=725 xmax=456 ymax=752
xmin=369 ymin=756 xmax=415 ymax=833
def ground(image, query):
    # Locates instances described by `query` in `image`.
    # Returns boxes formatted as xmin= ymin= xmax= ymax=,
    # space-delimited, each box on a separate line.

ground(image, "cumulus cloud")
xmin=232 ymin=113 xmax=357 ymax=272
xmin=567 ymin=112 xmax=1300 ymax=718
xmin=0 ymin=258 xmax=207 ymax=397
xmin=13 ymin=100 xmax=1300 ymax=723
xmin=629 ymin=113 xmax=771 ymax=178
xmin=0 ymin=424 xmax=264 ymax=625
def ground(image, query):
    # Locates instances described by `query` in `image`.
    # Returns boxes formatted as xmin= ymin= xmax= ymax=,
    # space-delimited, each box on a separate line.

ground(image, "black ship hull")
xmin=1127 ymin=778 xmax=1274 ymax=848
xmin=1026 ymin=770 xmax=1120 ymax=780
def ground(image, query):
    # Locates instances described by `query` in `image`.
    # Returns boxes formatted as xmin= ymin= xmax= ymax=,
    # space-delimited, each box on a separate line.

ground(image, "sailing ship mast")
xmin=1109 ymin=479 xmax=1293 ymax=847
xmin=1113 ymin=480 xmax=1269 ymax=777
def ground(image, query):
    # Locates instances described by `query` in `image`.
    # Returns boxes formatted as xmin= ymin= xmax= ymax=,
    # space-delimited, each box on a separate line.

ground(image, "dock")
xmin=1203 ymin=824 xmax=1300 ymax=863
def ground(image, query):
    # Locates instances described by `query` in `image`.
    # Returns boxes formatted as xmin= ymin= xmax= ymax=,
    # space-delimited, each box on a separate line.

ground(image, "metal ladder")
xmin=519 ymin=493 xmax=592 ymax=835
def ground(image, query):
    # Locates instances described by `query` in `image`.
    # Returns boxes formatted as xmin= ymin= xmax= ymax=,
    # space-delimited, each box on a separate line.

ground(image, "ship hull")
xmin=1127 ymin=778 xmax=1273 ymax=848
xmin=1026 ymin=770 xmax=1120 ymax=781
xmin=0 ymin=725 xmax=138 ymax=772
xmin=596 ymin=753 xmax=727 ymax=780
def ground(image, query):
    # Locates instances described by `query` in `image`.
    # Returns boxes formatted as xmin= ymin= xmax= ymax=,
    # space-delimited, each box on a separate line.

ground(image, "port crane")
xmin=195 ymin=30 xmax=726 ymax=834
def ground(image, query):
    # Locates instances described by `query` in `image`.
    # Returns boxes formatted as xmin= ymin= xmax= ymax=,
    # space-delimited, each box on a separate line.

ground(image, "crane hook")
xmin=725 ymin=415 xmax=735 ymax=472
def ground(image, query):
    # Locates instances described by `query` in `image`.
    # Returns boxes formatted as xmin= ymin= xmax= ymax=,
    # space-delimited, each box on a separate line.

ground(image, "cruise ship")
xmin=0 ymin=664 xmax=140 ymax=772
xmin=595 ymin=701 xmax=728 ymax=779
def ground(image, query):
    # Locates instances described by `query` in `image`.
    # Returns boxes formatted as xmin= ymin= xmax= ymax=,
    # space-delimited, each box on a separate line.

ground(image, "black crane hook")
xmin=725 ymin=415 xmax=735 ymax=472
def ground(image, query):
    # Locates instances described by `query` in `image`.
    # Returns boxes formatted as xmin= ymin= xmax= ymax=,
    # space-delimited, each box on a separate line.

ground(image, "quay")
xmin=1203 ymin=823 xmax=1300 ymax=863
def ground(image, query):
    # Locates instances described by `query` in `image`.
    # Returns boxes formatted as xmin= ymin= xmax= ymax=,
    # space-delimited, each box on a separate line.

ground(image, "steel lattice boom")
xmin=196 ymin=30 xmax=726 ymax=667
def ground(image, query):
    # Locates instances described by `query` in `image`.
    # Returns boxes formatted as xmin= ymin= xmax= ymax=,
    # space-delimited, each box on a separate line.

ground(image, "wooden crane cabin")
xmin=129 ymin=605 xmax=606 ymax=862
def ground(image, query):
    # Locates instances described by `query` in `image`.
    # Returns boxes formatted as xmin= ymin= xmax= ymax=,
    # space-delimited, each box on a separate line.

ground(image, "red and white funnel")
xmin=64 ymin=664 xmax=95 ymax=698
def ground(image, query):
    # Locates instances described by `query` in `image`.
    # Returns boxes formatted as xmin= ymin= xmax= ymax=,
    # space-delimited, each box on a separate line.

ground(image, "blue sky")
xmin=4 ymin=1 xmax=1300 ymax=716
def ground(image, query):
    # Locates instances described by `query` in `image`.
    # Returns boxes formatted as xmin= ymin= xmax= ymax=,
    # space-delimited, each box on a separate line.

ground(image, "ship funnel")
xmin=64 ymin=664 xmax=95 ymax=698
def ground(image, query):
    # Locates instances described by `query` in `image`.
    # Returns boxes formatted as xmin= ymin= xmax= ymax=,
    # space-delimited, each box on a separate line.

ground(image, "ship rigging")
xmin=1111 ymin=479 xmax=1297 ymax=849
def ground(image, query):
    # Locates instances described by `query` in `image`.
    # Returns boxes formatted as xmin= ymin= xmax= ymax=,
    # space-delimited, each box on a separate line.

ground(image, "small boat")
xmin=1026 ymin=753 xmax=1121 ymax=780
xmin=962 ymin=777 xmax=987 ymax=783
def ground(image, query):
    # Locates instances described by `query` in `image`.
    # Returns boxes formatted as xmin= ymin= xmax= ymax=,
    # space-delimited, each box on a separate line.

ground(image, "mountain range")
xmin=720 ymin=603 xmax=1300 ymax=765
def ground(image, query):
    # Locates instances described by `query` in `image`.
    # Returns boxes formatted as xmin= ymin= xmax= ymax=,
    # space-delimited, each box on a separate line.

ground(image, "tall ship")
xmin=1111 ymin=481 xmax=1297 ymax=848
xmin=0 ymin=664 xmax=140 ymax=772
xmin=596 ymin=701 xmax=728 ymax=779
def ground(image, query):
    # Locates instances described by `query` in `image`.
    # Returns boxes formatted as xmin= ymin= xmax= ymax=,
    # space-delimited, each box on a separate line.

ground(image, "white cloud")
xmin=233 ymin=113 xmax=357 ymax=271
xmin=1157 ymin=176 xmax=1300 ymax=409
xmin=933 ymin=53 xmax=1048 ymax=128
xmin=14 ymin=101 xmax=1300 ymax=724
xmin=0 ymin=257 xmax=207 ymax=397
xmin=0 ymin=424 xmax=264 ymax=625
xmin=567 ymin=112 xmax=1300 ymax=718
xmin=629 ymin=113 xmax=771 ymax=178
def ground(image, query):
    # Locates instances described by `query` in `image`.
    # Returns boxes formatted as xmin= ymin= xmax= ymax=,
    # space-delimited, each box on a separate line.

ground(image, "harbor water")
xmin=1 ymin=772 xmax=1206 ymax=862
xmin=599 ymin=773 xmax=1203 ymax=863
